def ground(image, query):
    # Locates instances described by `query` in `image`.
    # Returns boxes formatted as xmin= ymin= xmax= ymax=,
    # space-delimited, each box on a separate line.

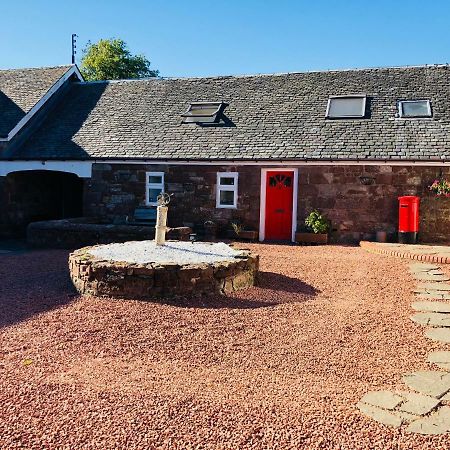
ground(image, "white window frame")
xmin=398 ymin=100 xmax=432 ymax=118
xmin=216 ymin=172 xmax=238 ymax=209
xmin=145 ymin=171 xmax=165 ymax=206
xmin=325 ymin=95 xmax=367 ymax=119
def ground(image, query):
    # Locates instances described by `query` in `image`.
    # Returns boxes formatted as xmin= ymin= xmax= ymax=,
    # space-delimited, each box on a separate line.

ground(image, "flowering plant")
xmin=429 ymin=178 xmax=450 ymax=197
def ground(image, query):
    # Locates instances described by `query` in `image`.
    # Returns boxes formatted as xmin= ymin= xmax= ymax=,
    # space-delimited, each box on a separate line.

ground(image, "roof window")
xmin=181 ymin=102 xmax=228 ymax=124
xmin=326 ymin=95 xmax=367 ymax=119
xmin=398 ymin=100 xmax=432 ymax=118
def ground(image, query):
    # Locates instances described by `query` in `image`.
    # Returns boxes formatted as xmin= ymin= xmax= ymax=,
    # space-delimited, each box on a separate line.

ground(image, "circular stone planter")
xmin=69 ymin=240 xmax=259 ymax=300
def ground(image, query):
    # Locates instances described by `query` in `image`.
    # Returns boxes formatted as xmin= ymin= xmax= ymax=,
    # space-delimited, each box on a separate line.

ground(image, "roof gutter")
xmin=1 ymin=158 xmax=449 ymax=167
xmin=91 ymin=158 xmax=450 ymax=166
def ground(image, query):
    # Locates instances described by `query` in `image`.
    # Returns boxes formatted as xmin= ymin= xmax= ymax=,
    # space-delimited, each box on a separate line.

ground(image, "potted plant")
xmin=231 ymin=222 xmax=259 ymax=241
xmin=295 ymin=210 xmax=330 ymax=244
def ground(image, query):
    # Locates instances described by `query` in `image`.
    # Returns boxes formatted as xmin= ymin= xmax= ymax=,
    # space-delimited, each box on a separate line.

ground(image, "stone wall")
xmin=85 ymin=163 xmax=450 ymax=243
xmin=84 ymin=164 xmax=261 ymax=236
xmin=69 ymin=245 xmax=259 ymax=300
xmin=297 ymin=165 xmax=450 ymax=243
xmin=421 ymin=195 xmax=450 ymax=243
xmin=27 ymin=218 xmax=191 ymax=249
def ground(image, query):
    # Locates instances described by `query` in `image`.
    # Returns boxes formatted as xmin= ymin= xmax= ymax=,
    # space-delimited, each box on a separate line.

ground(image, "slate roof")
xmin=7 ymin=64 xmax=450 ymax=161
xmin=0 ymin=65 xmax=72 ymax=137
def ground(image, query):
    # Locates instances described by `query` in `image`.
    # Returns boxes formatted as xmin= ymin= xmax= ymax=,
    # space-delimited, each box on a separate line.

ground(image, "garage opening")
xmin=4 ymin=170 xmax=84 ymax=234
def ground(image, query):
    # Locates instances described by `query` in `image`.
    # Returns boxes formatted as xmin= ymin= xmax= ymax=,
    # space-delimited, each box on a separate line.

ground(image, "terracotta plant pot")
xmin=295 ymin=232 xmax=328 ymax=245
xmin=236 ymin=230 xmax=259 ymax=241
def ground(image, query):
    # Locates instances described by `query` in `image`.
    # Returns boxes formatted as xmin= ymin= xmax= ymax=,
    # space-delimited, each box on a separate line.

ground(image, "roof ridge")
xmin=0 ymin=64 xmax=74 ymax=73
xmin=73 ymin=63 xmax=449 ymax=84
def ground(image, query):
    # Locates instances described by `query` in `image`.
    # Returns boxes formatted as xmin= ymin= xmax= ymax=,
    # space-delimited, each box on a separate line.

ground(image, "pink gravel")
xmin=1 ymin=244 xmax=450 ymax=449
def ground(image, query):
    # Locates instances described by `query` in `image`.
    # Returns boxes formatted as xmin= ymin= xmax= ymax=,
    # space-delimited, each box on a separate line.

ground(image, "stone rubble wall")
xmin=85 ymin=163 xmax=450 ymax=243
xmin=69 ymin=244 xmax=259 ymax=300
xmin=27 ymin=217 xmax=191 ymax=249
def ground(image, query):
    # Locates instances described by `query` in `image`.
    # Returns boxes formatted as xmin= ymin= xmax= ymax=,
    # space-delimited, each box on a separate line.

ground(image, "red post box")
xmin=398 ymin=196 xmax=420 ymax=244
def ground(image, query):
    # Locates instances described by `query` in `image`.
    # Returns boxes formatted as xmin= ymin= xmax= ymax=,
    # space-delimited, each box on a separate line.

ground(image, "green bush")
xmin=305 ymin=210 xmax=330 ymax=234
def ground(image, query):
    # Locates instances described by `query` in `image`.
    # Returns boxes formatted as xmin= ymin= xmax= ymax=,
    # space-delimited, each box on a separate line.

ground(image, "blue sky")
xmin=1 ymin=0 xmax=449 ymax=77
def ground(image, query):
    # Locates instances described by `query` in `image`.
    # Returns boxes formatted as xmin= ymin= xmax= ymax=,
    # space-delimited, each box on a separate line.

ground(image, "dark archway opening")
xmin=4 ymin=170 xmax=84 ymax=235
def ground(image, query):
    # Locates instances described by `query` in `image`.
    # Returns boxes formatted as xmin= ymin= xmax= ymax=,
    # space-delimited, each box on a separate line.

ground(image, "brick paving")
xmin=360 ymin=241 xmax=450 ymax=264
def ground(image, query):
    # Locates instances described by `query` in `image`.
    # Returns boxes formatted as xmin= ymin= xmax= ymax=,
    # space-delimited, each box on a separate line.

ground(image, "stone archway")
xmin=1 ymin=170 xmax=84 ymax=235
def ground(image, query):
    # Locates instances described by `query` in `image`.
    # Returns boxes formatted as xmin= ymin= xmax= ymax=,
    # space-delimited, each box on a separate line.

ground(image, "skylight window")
xmin=326 ymin=95 xmax=367 ymax=119
xmin=181 ymin=102 xmax=228 ymax=124
xmin=398 ymin=100 xmax=432 ymax=118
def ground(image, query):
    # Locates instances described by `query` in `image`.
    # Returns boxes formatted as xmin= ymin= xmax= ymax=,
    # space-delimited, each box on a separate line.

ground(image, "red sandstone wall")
xmin=84 ymin=164 xmax=450 ymax=243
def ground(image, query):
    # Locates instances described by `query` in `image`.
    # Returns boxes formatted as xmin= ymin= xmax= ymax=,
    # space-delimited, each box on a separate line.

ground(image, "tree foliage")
xmin=80 ymin=38 xmax=159 ymax=81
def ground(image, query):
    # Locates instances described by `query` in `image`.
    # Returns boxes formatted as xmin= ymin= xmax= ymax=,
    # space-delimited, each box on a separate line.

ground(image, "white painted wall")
xmin=0 ymin=161 xmax=93 ymax=178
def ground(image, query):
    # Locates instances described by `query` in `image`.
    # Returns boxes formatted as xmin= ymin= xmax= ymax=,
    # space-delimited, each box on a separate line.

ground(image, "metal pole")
xmin=71 ymin=34 xmax=77 ymax=64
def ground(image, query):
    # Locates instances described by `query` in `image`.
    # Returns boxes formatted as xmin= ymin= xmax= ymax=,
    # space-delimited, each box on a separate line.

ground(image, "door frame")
xmin=259 ymin=167 xmax=298 ymax=242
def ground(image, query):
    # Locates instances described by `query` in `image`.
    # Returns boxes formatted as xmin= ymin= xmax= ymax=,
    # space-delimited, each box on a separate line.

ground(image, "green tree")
xmin=80 ymin=38 xmax=159 ymax=81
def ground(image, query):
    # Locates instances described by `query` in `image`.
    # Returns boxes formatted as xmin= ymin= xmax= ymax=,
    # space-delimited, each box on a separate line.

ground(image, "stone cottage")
xmin=0 ymin=64 xmax=449 ymax=242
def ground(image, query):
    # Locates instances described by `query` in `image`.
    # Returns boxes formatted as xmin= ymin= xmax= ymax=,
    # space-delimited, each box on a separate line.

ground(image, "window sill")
xmin=216 ymin=205 xmax=237 ymax=210
xmin=395 ymin=117 xmax=433 ymax=121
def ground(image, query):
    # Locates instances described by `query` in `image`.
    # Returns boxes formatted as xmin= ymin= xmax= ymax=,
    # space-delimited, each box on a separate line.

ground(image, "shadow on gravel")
xmin=162 ymin=271 xmax=319 ymax=309
xmin=0 ymin=250 xmax=77 ymax=329
xmin=256 ymin=271 xmax=319 ymax=295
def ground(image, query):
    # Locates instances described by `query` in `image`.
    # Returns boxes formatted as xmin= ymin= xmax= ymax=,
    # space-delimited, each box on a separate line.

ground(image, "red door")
xmin=264 ymin=171 xmax=294 ymax=240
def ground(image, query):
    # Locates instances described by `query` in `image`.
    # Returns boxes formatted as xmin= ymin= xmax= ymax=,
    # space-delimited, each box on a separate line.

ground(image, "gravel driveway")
xmin=1 ymin=244 xmax=449 ymax=449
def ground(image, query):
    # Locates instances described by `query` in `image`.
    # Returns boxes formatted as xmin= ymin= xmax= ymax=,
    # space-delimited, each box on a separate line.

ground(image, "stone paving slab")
xmin=360 ymin=391 xmax=403 ymax=410
xmin=412 ymin=249 xmax=443 ymax=254
xmin=413 ymin=273 xmax=450 ymax=282
xmin=417 ymin=283 xmax=450 ymax=292
xmin=429 ymin=270 xmax=447 ymax=276
xmin=356 ymin=402 xmax=403 ymax=428
xmin=406 ymin=406 xmax=450 ymax=435
xmin=412 ymin=301 xmax=450 ymax=313
xmin=426 ymin=328 xmax=450 ymax=344
xmin=428 ymin=352 xmax=450 ymax=371
xmin=394 ymin=410 xmax=421 ymax=423
xmin=409 ymin=269 xmax=440 ymax=275
xmin=415 ymin=293 xmax=450 ymax=300
xmin=356 ymin=250 xmax=450 ymax=434
xmin=402 ymin=371 xmax=450 ymax=398
xmin=410 ymin=312 xmax=450 ymax=327
xmin=410 ymin=263 xmax=440 ymax=271
xmin=396 ymin=391 xmax=440 ymax=416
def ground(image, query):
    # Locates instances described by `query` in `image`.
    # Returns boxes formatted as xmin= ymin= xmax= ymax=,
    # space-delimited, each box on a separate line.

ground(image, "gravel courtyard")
xmin=1 ymin=244 xmax=449 ymax=449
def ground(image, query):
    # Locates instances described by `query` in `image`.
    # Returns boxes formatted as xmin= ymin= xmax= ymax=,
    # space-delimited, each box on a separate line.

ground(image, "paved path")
xmin=360 ymin=242 xmax=450 ymax=264
xmin=357 ymin=262 xmax=450 ymax=435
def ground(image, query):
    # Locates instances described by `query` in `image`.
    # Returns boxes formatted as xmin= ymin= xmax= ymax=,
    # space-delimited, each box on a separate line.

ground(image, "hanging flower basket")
xmin=429 ymin=178 xmax=450 ymax=198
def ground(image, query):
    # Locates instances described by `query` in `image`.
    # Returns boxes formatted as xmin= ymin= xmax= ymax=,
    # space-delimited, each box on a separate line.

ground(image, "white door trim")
xmin=259 ymin=168 xmax=298 ymax=243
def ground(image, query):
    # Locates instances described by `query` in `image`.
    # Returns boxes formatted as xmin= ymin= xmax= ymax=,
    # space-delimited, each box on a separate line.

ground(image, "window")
xmin=326 ymin=95 xmax=367 ymax=119
xmin=181 ymin=102 xmax=228 ymax=124
xmin=216 ymin=172 xmax=238 ymax=209
xmin=145 ymin=171 xmax=164 ymax=206
xmin=398 ymin=100 xmax=432 ymax=118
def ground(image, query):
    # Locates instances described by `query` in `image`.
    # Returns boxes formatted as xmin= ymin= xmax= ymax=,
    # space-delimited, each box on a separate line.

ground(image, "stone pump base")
xmin=69 ymin=243 xmax=259 ymax=300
